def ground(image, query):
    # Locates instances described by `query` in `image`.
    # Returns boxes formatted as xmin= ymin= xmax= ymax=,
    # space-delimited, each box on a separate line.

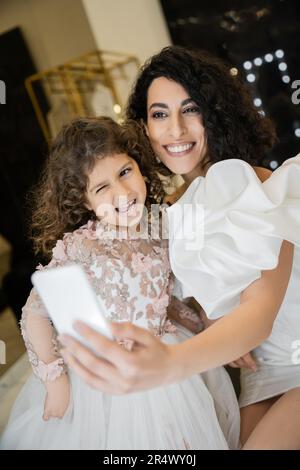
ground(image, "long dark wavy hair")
xmin=31 ymin=116 xmax=165 ymax=258
xmin=126 ymin=46 xmax=277 ymax=173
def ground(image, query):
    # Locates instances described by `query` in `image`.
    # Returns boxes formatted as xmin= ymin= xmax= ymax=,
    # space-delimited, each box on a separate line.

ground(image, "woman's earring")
xmin=155 ymin=155 xmax=161 ymax=163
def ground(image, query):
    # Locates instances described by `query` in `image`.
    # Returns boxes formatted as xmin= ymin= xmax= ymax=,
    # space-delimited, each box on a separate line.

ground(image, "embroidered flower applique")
xmin=33 ymin=358 xmax=65 ymax=382
xmin=152 ymin=294 xmax=169 ymax=316
xmin=163 ymin=319 xmax=177 ymax=334
xmin=52 ymin=240 xmax=68 ymax=262
xmin=131 ymin=252 xmax=153 ymax=273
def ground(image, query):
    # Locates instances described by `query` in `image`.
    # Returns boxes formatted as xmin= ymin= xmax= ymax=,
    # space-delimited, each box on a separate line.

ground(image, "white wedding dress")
xmin=167 ymin=154 xmax=300 ymax=407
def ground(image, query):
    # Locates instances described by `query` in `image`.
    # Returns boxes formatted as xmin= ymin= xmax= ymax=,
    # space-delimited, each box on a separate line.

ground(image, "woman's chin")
xmin=167 ymin=162 xmax=201 ymax=178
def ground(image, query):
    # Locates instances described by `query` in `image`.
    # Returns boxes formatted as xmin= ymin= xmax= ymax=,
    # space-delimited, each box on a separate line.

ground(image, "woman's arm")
xmin=60 ymin=240 xmax=293 ymax=394
xmin=176 ymin=240 xmax=293 ymax=377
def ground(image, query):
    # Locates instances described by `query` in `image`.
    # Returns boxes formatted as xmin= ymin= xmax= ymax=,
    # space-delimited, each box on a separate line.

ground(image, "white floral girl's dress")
xmin=0 ymin=220 xmax=240 ymax=450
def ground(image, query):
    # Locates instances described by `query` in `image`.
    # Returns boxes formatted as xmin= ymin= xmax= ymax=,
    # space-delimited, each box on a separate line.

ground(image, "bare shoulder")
xmin=253 ymin=166 xmax=272 ymax=182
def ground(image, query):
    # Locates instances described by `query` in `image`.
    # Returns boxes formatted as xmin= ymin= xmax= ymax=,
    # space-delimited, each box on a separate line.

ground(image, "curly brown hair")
xmin=31 ymin=116 xmax=165 ymax=258
xmin=126 ymin=46 xmax=277 ymax=172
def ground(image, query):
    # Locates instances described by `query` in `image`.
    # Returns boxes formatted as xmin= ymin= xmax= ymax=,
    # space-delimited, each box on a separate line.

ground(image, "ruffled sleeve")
xmin=166 ymin=154 xmax=300 ymax=319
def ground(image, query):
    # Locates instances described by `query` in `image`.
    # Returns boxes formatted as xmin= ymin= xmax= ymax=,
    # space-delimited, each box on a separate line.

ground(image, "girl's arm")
xmin=60 ymin=240 xmax=293 ymax=393
xmin=21 ymin=288 xmax=70 ymax=419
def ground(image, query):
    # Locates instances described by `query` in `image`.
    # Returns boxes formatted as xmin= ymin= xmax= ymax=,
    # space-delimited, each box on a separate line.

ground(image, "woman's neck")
xmin=181 ymin=163 xmax=210 ymax=186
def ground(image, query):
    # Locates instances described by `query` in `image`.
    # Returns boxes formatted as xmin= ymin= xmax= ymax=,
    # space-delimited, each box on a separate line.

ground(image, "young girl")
xmin=0 ymin=117 xmax=240 ymax=450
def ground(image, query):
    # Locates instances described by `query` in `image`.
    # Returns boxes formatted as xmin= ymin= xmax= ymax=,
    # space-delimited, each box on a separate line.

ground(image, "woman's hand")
xmin=59 ymin=321 xmax=183 ymax=395
xmin=43 ymin=374 xmax=71 ymax=421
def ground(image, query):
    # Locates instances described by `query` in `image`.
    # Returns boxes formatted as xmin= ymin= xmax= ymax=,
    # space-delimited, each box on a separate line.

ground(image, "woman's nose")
xmin=168 ymin=114 xmax=186 ymax=139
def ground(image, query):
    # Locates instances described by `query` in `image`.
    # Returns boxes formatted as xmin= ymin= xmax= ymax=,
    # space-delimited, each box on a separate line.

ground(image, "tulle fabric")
xmin=0 ymin=216 xmax=240 ymax=450
xmin=0 ymin=324 xmax=239 ymax=450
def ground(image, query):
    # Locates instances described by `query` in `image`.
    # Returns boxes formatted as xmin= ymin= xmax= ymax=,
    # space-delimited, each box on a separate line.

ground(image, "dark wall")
xmin=0 ymin=27 xmax=48 ymax=320
xmin=160 ymin=0 xmax=300 ymax=167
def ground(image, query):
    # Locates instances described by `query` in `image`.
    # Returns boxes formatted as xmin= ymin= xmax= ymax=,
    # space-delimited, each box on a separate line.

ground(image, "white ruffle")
xmin=167 ymin=154 xmax=300 ymax=319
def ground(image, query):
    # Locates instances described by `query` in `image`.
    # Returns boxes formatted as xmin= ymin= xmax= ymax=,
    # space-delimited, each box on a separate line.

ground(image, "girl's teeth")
xmin=166 ymin=143 xmax=193 ymax=153
xmin=118 ymin=200 xmax=136 ymax=213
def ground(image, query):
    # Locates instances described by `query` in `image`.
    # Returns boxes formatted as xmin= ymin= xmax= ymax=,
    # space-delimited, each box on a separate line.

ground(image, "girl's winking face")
xmin=145 ymin=77 xmax=208 ymax=184
xmin=85 ymin=153 xmax=147 ymax=229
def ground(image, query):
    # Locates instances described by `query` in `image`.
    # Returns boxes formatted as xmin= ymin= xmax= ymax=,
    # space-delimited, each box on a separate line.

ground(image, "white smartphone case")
xmin=31 ymin=264 xmax=113 ymax=346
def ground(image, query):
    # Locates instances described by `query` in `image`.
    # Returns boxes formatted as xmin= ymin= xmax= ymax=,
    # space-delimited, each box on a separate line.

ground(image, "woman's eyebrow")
xmin=148 ymin=98 xmax=194 ymax=111
xmin=148 ymin=102 xmax=168 ymax=111
xmin=181 ymin=98 xmax=194 ymax=106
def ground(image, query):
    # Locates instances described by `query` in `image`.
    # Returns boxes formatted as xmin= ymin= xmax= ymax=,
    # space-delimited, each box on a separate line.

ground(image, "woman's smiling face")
xmin=145 ymin=77 xmax=208 ymax=183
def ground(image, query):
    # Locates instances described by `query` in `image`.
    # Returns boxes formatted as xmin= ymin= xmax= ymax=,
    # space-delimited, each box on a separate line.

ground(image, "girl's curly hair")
xmin=31 ymin=116 xmax=165 ymax=258
xmin=126 ymin=46 xmax=277 ymax=173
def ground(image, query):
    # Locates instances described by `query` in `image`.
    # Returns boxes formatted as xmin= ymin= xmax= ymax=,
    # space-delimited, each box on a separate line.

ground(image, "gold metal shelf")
xmin=25 ymin=50 xmax=140 ymax=144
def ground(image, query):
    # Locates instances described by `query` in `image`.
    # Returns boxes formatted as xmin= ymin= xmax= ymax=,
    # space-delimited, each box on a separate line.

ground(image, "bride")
xmin=50 ymin=46 xmax=300 ymax=449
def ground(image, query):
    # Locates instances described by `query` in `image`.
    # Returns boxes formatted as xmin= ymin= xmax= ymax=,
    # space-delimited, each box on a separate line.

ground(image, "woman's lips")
xmin=164 ymin=142 xmax=195 ymax=157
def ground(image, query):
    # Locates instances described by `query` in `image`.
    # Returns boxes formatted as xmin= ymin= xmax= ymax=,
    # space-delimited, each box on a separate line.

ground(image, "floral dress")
xmin=0 ymin=220 xmax=239 ymax=450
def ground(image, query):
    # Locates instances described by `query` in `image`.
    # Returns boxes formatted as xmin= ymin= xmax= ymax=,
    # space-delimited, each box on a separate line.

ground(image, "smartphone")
xmin=31 ymin=264 xmax=114 ymax=349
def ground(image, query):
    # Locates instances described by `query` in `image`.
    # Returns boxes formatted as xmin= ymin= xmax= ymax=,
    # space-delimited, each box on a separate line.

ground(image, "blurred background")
xmin=0 ymin=1 xmax=299 ymax=419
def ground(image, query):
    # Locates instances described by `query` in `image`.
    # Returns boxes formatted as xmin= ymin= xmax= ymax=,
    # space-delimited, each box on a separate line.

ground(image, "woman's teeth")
xmin=166 ymin=143 xmax=194 ymax=154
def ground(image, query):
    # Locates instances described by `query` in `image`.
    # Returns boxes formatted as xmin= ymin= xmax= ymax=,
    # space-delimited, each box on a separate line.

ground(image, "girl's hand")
xmin=59 ymin=321 xmax=183 ymax=395
xmin=228 ymin=352 xmax=257 ymax=371
xmin=167 ymin=297 xmax=203 ymax=334
xmin=43 ymin=374 xmax=71 ymax=421
xmin=198 ymin=309 xmax=217 ymax=329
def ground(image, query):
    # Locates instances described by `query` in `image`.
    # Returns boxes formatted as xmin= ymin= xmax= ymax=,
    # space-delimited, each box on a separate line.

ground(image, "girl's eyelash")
xmin=120 ymin=167 xmax=132 ymax=176
xmin=96 ymin=185 xmax=107 ymax=193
